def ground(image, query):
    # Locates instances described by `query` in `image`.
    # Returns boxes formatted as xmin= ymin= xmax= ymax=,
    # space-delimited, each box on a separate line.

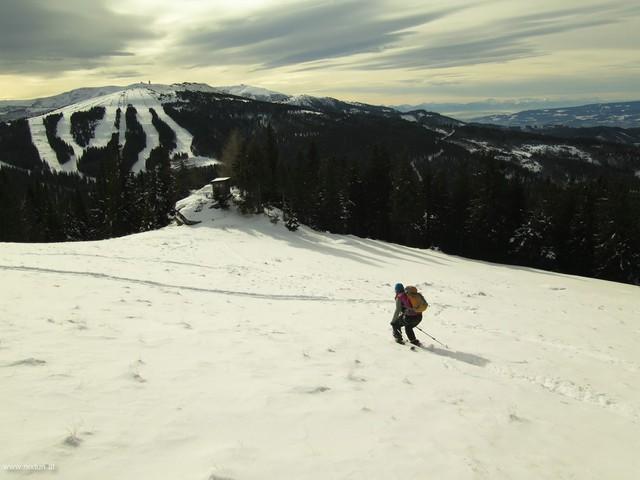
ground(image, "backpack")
xmin=404 ymin=286 xmax=429 ymax=313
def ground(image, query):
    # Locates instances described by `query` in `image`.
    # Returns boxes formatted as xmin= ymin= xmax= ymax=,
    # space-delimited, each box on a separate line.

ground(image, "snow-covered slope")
xmin=1 ymin=187 xmax=639 ymax=479
xmin=26 ymin=85 xmax=201 ymax=173
xmin=214 ymin=84 xmax=289 ymax=102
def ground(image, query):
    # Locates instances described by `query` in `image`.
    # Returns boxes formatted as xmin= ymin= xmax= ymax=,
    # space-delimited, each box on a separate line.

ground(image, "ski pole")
xmin=416 ymin=326 xmax=449 ymax=349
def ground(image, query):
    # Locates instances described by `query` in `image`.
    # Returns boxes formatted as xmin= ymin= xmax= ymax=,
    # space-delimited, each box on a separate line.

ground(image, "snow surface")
xmin=27 ymin=116 xmax=65 ymax=171
xmin=520 ymin=144 xmax=594 ymax=163
xmin=401 ymin=114 xmax=418 ymax=122
xmin=1 ymin=186 xmax=639 ymax=479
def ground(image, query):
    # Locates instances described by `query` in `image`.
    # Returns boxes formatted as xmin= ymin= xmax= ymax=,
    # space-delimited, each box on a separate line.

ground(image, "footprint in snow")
xmin=302 ymin=386 xmax=330 ymax=394
xmin=131 ymin=372 xmax=146 ymax=383
xmin=347 ymin=372 xmax=367 ymax=383
xmin=508 ymin=412 xmax=528 ymax=423
xmin=64 ymin=433 xmax=82 ymax=447
xmin=7 ymin=358 xmax=46 ymax=367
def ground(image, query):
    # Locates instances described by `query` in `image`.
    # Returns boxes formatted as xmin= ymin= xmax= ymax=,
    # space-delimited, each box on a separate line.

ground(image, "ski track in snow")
xmin=0 ymin=264 xmax=329 ymax=301
xmin=0 ymin=264 xmax=388 ymax=304
xmin=2 ymin=241 xmax=638 ymax=426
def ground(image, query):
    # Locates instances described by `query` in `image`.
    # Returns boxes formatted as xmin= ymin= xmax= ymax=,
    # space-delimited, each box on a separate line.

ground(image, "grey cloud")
xmin=343 ymin=72 xmax=640 ymax=99
xmin=357 ymin=1 xmax=640 ymax=70
xmin=0 ymin=0 xmax=157 ymax=74
xmin=91 ymin=69 xmax=147 ymax=79
xmin=173 ymin=0 xmax=469 ymax=68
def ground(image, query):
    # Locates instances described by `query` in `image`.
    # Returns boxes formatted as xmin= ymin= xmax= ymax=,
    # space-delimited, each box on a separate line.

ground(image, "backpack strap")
xmin=397 ymin=292 xmax=418 ymax=315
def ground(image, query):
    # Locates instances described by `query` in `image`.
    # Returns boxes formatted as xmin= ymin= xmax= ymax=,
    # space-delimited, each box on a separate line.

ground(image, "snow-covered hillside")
xmin=214 ymin=84 xmax=289 ymax=103
xmin=26 ymin=85 xmax=202 ymax=173
xmin=472 ymin=101 xmax=640 ymax=128
xmin=0 ymin=86 xmax=125 ymax=122
xmin=1 ymin=187 xmax=639 ymax=479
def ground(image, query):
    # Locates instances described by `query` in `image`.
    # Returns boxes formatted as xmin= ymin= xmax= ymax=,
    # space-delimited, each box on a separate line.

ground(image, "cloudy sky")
xmin=1 ymin=0 xmax=638 ymax=105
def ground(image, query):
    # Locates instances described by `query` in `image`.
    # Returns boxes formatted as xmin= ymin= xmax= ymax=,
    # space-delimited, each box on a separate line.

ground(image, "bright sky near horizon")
xmin=0 ymin=0 xmax=638 ymax=104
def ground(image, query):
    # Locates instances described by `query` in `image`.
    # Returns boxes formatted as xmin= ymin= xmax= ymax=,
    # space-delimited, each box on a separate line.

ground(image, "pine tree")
xmin=263 ymin=124 xmax=279 ymax=205
xmin=389 ymin=156 xmax=423 ymax=245
xmin=510 ymin=208 xmax=557 ymax=269
xmin=447 ymin=161 xmax=471 ymax=253
xmin=301 ymin=142 xmax=321 ymax=227
xmin=283 ymin=203 xmax=300 ymax=232
xmin=229 ymin=131 xmax=265 ymax=213
xmin=346 ymin=164 xmax=368 ymax=237
xmin=567 ymin=184 xmax=597 ymax=276
xmin=363 ymin=146 xmax=392 ymax=240
xmin=421 ymin=168 xmax=449 ymax=250
xmin=220 ymin=129 xmax=243 ymax=178
xmin=317 ymin=156 xmax=348 ymax=233
xmin=594 ymin=182 xmax=640 ymax=283
xmin=465 ymin=155 xmax=510 ymax=261
xmin=64 ymin=188 xmax=90 ymax=240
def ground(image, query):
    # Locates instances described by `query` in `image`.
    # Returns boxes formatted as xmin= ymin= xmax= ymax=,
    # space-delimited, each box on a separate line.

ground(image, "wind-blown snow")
xmin=1 ymin=187 xmax=639 ymax=479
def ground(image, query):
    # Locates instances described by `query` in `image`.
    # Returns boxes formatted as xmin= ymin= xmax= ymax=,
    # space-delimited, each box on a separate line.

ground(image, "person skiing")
xmin=390 ymin=283 xmax=423 ymax=345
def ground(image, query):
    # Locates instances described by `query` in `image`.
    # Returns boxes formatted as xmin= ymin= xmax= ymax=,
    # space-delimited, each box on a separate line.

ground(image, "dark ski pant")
xmin=391 ymin=314 xmax=423 ymax=342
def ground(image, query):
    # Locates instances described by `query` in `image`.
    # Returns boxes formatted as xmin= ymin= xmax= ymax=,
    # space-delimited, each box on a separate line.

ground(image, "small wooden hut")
xmin=210 ymin=177 xmax=231 ymax=199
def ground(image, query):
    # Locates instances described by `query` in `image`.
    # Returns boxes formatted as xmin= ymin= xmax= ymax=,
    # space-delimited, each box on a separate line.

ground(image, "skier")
xmin=390 ymin=283 xmax=423 ymax=345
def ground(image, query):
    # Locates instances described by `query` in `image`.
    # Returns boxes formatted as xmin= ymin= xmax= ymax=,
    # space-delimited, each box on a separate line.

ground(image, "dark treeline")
xmin=0 ymin=119 xmax=43 ymax=170
xmin=122 ymin=105 xmax=146 ymax=172
xmin=43 ymin=113 xmax=74 ymax=164
xmin=228 ymin=126 xmax=640 ymax=285
xmin=70 ymin=106 xmax=105 ymax=147
xmin=0 ymin=149 xmax=215 ymax=243
xmin=149 ymin=108 xmax=177 ymax=151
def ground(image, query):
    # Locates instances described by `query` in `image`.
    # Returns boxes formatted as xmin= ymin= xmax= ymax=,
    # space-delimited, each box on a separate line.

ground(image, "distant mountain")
xmin=1 ymin=83 xmax=639 ymax=183
xmin=0 ymin=86 xmax=125 ymax=122
xmin=472 ymin=101 xmax=640 ymax=128
xmin=213 ymin=84 xmax=290 ymax=103
xmin=393 ymin=99 xmax=593 ymax=121
xmin=0 ymin=83 xmax=460 ymax=176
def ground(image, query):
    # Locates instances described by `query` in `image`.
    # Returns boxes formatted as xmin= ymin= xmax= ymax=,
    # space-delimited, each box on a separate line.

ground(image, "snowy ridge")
xmin=0 ymin=86 xmax=124 ymax=121
xmin=213 ymin=84 xmax=288 ymax=102
xmin=2 ymin=186 xmax=638 ymax=479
